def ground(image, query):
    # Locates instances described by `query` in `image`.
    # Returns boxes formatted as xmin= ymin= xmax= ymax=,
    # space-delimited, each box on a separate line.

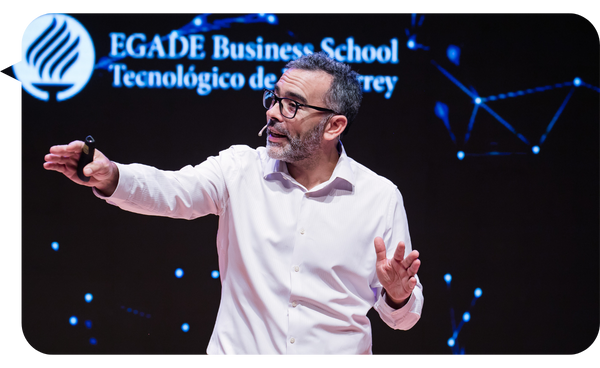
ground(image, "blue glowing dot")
xmin=133 ymin=310 xmax=138 ymax=315
xmin=181 ymin=323 xmax=190 ymax=332
xmin=434 ymin=101 xmax=448 ymax=119
xmin=85 ymin=320 xmax=92 ymax=329
xmin=89 ymin=337 xmax=97 ymax=345
xmin=127 ymin=308 xmax=132 ymax=313
xmin=69 ymin=316 xmax=78 ymax=326
xmin=463 ymin=312 xmax=471 ymax=322
xmin=211 ymin=270 xmax=220 ymax=279
xmin=573 ymin=77 xmax=582 ymax=87
xmin=267 ymin=15 xmax=276 ymax=24
xmin=532 ymin=146 xmax=540 ymax=154
xmin=51 ymin=241 xmax=59 ymax=251
xmin=407 ymin=39 xmax=415 ymax=49
xmin=446 ymin=45 xmax=461 ymax=66
xmin=444 ymin=273 xmax=452 ymax=284
xmin=447 ymin=338 xmax=455 ymax=347
xmin=474 ymin=288 xmax=482 ymax=298
xmin=474 ymin=97 xmax=482 ymax=105
xmin=457 ymin=151 xmax=465 ymax=160
xmin=85 ymin=293 xmax=93 ymax=303
xmin=175 ymin=268 xmax=184 ymax=278
xmin=193 ymin=17 xmax=202 ymax=26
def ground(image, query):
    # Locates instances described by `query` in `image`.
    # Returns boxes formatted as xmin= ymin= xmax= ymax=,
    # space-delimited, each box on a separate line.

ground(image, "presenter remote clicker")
xmin=77 ymin=135 xmax=96 ymax=182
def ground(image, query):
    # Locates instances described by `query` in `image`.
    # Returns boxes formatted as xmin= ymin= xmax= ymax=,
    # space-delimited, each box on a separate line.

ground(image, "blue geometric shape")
xmin=447 ymin=45 xmax=461 ymax=66
xmin=573 ymin=77 xmax=582 ymax=87
xmin=175 ymin=268 xmax=184 ymax=278
xmin=457 ymin=151 xmax=465 ymax=160
xmin=434 ymin=102 xmax=457 ymax=144
xmin=448 ymin=338 xmax=455 ymax=347
xmin=463 ymin=312 xmax=471 ymax=322
xmin=181 ymin=323 xmax=190 ymax=332
xmin=69 ymin=316 xmax=78 ymax=325
xmin=85 ymin=293 xmax=93 ymax=303
xmin=444 ymin=273 xmax=452 ymax=284
xmin=532 ymin=146 xmax=540 ymax=154
xmin=435 ymin=101 xmax=448 ymax=119
xmin=474 ymin=288 xmax=482 ymax=298
xmin=85 ymin=320 xmax=92 ymax=329
xmin=89 ymin=337 xmax=97 ymax=345
xmin=211 ymin=270 xmax=220 ymax=279
xmin=51 ymin=241 xmax=59 ymax=251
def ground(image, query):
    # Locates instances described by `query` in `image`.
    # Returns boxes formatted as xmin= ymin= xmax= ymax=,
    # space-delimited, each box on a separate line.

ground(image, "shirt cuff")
xmin=374 ymin=289 xmax=421 ymax=330
xmin=92 ymin=162 xmax=129 ymax=202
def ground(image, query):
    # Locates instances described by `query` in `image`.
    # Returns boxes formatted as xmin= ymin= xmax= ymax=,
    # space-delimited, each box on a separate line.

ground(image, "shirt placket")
xmin=286 ymin=188 xmax=313 ymax=354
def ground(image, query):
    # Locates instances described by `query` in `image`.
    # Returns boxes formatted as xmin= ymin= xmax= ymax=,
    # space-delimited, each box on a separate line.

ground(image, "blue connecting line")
xmin=95 ymin=13 xmax=278 ymax=70
xmin=432 ymin=60 xmax=530 ymax=146
xmin=445 ymin=274 xmax=483 ymax=354
xmin=539 ymin=87 xmax=575 ymax=145
xmin=478 ymin=103 xmax=530 ymax=145
xmin=464 ymin=104 xmax=479 ymax=144
xmin=431 ymin=60 xmax=477 ymax=99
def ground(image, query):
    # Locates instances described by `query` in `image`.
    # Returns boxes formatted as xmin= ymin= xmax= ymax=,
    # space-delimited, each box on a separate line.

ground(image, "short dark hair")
xmin=286 ymin=52 xmax=362 ymax=136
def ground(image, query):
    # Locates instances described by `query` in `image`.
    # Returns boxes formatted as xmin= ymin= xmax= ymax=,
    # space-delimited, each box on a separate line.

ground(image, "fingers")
xmin=373 ymin=237 xmax=387 ymax=264
xmin=44 ymin=141 xmax=112 ymax=186
xmin=407 ymin=257 xmax=421 ymax=277
xmin=44 ymin=141 xmax=84 ymax=172
xmin=376 ymin=237 xmax=421 ymax=277
xmin=83 ymin=156 xmax=109 ymax=178
xmin=48 ymin=140 xmax=85 ymax=155
xmin=392 ymin=241 xmax=406 ymax=264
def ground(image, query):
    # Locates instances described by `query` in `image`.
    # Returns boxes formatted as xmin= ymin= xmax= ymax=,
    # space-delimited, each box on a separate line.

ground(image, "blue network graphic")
xmin=444 ymin=274 xmax=482 ymax=354
xmin=52 ymin=237 xmax=220 ymax=345
xmin=405 ymin=15 xmax=600 ymax=159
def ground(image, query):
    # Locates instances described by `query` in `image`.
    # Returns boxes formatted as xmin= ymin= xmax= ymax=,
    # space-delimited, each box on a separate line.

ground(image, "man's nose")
xmin=266 ymin=101 xmax=282 ymax=121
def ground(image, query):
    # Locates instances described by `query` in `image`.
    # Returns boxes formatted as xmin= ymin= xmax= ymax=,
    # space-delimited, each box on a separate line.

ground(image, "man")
xmin=43 ymin=52 xmax=423 ymax=354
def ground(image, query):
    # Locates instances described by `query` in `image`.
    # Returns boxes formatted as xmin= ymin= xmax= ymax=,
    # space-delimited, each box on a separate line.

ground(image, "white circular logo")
xmin=13 ymin=14 xmax=95 ymax=102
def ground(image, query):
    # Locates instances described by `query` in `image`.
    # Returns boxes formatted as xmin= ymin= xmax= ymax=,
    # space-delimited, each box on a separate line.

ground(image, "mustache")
xmin=267 ymin=120 xmax=290 ymax=137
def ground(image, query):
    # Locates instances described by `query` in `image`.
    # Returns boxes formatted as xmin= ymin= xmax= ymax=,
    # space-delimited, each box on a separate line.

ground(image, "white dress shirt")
xmin=95 ymin=143 xmax=423 ymax=354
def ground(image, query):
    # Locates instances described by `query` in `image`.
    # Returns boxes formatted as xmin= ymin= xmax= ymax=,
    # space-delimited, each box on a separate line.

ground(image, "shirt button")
xmin=292 ymin=301 xmax=298 ymax=307
xmin=300 ymin=228 xmax=305 ymax=235
xmin=294 ymin=266 xmax=299 ymax=272
xmin=290 ymin=337 xmax=296 ymax=344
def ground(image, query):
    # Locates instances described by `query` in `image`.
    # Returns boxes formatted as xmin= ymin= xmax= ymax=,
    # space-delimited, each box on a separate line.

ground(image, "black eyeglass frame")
xmin=263 ymin=89 xmax=339 ymax=119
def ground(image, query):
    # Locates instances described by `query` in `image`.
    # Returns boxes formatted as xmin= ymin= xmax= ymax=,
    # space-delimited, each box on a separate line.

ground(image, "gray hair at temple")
xmin=285 ymin=51 xmax=363 ymax=136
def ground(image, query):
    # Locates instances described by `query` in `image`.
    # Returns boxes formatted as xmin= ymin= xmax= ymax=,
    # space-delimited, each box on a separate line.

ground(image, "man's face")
xmin=265 ymin=68 xmax=333 ymax=163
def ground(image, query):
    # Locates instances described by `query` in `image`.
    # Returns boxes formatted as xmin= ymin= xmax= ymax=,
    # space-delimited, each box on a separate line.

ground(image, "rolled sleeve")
xmin=373 ymin=279 xmax=423 ymax=330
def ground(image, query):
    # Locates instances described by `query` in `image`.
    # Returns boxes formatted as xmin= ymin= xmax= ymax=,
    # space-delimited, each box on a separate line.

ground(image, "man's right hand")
xmin=43 ymin=140 xmax=119 ymax=197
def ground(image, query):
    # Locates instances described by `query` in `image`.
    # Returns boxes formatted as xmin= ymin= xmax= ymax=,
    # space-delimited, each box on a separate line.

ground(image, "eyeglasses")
xmin=262 ymin=89 xmax=338 ymax=119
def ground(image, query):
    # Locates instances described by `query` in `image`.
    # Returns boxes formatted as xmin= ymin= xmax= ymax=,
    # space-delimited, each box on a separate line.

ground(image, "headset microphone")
xmin=258 ymin=124 xmax=268 ymax=136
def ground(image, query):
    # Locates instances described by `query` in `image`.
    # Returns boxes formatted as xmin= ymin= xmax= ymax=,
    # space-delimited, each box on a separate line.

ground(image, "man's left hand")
xmin=374 ymin=237 xmax=421 ymax=309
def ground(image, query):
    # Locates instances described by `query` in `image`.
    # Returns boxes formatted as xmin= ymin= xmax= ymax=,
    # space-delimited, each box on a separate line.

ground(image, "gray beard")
xmin=266 ymin=118 xmax=327 ymax=163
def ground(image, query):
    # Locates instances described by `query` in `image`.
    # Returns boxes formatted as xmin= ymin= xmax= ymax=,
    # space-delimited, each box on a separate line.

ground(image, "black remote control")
xmin=77 ymin=136 xmax=96 ymax=182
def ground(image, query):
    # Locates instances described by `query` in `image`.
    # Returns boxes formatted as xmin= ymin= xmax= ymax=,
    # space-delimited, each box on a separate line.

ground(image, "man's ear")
xmin=323 ymin=115 xmax=348 ymax=142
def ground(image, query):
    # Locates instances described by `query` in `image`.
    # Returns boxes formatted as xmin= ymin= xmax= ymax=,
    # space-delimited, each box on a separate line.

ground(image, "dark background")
xmin=11 ymin=14 xmax=599 ymax=354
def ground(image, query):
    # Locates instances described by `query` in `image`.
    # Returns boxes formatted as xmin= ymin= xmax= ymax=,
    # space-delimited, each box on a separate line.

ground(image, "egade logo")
xmin=13 ymin=14 xmax=95 ymax=102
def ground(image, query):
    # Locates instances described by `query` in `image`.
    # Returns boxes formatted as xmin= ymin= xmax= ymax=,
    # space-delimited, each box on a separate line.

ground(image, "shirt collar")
xmin=263 ymin=141 xmax=356 ymax=188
